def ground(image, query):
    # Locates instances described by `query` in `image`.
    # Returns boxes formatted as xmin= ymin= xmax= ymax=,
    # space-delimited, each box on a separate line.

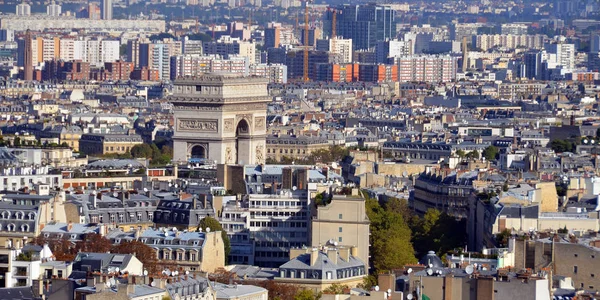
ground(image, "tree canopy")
xmin=365 ymin=197 xmax=417 ymax=273
xmin=482 ymin=145 xmax=498 ymax=161
xmin=197 ymin=216 xmax=231 ymax=264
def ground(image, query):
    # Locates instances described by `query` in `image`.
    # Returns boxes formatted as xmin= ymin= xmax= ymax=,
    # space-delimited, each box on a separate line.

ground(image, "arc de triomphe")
xmin=169 ymin=73 xmax=269 ymax=165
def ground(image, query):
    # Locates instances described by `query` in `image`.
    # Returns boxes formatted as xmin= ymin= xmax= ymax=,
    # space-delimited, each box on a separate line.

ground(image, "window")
xmin=339 ymin=227 xmax=343 ymax=233
xmin=574 ymin=266 xmax=578 ymax=274
xmin=57 ymin=270 xmax=63 ymax=278
xmin=338 ymin=237 xmax=343 ymax=242
xmin=339 ymin=214 xmax=343 ymax=219
xmin=575 ymin=254 xmax=579 ymax=257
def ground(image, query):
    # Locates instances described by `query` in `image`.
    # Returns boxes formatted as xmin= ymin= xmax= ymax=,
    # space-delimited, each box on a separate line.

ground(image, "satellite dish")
xmin=387 ymin=289 xmax=392 ymax=294
xmin=185 ymin=270 xmax=189 ymax=275
xmin=428 ymin=263 xmax=433 ymax=268
xmin=331 ymin=162 xmax=338 ymax=169
xmin=173 ymin=227 xmax=177 ymax=232
xmin=113 ymin=192 xmax=118 ymax=197
xmin=109 ymin=278 xmax=116 ymax=286
xmin=465 ymin=265 xmax=474 ymax=275
xmin=584 ymin=139 xmax=589 ymax=144
xmin=403 ymin=171 xmax=408 ymax=177
xmin=115 ymin=267 xmax=120 ymax=273
xmin=105 ymin=281 xmax=111 ymax=288
xmin=151 ymin=281 xmax=156 ymax=287
xmin=292 ymin=186 xmax=297 ymax=191
xmin=143 ymin=188 xmax=148 ymax=192
xmin=92 ymin=191 xmax=97 ymax=195
xmin=143 ymin=270 xmax=148 ymax=276
xmin=206 ymin=227 xmax=211 ymax=233
xmin=473 ymin=263 xmax=478 ymax=268
xmin=407 ymin=268 xmax=413 ymax=274
xmin=426 ymin=269 xmax=433 ymax=276
xmin=374 ymin=286 xmax=380 ymax=291
xmin=407 ymin=294 xmax=414 ymax=300
xmin=174 ymin=184 xmax=179 ymax=188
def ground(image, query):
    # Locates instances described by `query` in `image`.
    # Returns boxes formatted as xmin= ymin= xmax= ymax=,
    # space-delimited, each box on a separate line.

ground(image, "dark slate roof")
xmin=419 ymin=251 xmax=444 ymax=268
xmin=0 ymin=286 xmax=41 ymax=300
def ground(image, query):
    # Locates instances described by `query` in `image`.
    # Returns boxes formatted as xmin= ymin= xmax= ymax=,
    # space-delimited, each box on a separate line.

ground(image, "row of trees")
xmin=455 ymin=145 xmax=499 ymax=161
xmin=265 ymin=146 xmax=350 ymax=165
xmin=32 ymin=233 xmax=159 ymax=273
xmin=364 ymin=194 xmax=467 ymax=274
xmin=0 ymin=136 xmax=70 ymax=148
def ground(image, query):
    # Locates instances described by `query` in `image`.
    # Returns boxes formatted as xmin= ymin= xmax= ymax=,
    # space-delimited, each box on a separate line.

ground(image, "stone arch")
xmin=187 ymin=144 xmax=207 ymax=161
xmin=236 ymin=119 xmax=251 ymax=164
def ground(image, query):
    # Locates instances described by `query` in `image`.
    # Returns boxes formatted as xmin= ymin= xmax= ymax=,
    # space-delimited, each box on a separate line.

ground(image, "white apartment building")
xmin=15 ymin=3 xmax=31 ymax=16
xmin=47 ymin=2 xmax=61 ymax=17
xmin=315 ymin=38 xmax=353 ymax=63
xmin=0 ymin=166 xmax=62 ymax=191
xmin=474 ymin=34 xmax=545 ymax=51
xmin=398 ymin=55 xmax=457 ymax=83
xmin=169 ymin=54 xmax=249 ymax=79
xmin=544 ymin=42 xmax=576 ymax=70
xmin=249 ymin=63 xmax=288 ymax=83
xmin=375 ymin=39 xmax=412 ymax=63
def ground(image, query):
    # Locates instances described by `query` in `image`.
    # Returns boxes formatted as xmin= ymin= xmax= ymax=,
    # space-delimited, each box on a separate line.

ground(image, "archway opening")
xmin=190 ymin=145 xmax=206 ymax=160
xmin=236 ymin=120 xmax=250 ymax=164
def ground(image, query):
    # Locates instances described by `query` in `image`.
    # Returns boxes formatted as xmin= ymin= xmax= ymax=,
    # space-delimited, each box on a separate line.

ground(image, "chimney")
xmin=339 ymin=247 xmax=350 ymax=262
xmin=351 ymin=246 xmax=358 ymax=258
xmin=378 ymin=273 xmax=396 ymax=293
xmin=67 ymin=222 xmax=73 ymax=232
xmin=90 ymin=193 xmax=97 ymax=208
xmin=310 ymin=248 xmax=319 ymax=266
xmin=192 ymin=196 xmax=198 ymax=210
xmin=327 ymin=248 xmax=338 ymax=265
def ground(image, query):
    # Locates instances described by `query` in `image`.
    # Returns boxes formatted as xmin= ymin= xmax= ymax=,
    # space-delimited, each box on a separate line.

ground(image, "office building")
xmin=324 ymin=4 xmax=396 ymax=50
xmin=375 ymin=39 xmax=412 ymax=63
xmin=182 ymin=37 xmax=203 ymax=55
xmin=300 ymin=28 xmax=321 ymax=47
xmin=316 ymin=38 xmax=353 ymax=63
xmin=101 ymin=0 xmax=112 ymax=20
xmin=315 ymin=63 xmax=359 ymax=82
xmin=264 ymin=23 xmax=281 ymax=49
xmin=203 ymin=36 xmax=255 ymax=64
xmin=523 ymin=51 xmax=543 ymax=79
xmin=286 ymin=50 xmax=337 ymax=80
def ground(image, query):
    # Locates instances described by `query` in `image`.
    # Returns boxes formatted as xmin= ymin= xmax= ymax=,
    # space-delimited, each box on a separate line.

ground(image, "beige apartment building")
xmin=311 ymin=194 xmax=370 ymax=267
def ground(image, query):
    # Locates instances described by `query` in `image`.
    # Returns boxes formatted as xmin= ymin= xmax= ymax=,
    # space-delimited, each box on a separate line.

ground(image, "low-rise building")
xmin=79 ymin=133 xmax=143 ymax=156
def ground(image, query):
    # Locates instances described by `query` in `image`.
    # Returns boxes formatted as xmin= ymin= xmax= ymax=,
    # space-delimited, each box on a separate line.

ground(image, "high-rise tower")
xmin=23 ymin=30 xmax=33 ymax=81
xmin=102 ymin=0 xmax=112 ymax=20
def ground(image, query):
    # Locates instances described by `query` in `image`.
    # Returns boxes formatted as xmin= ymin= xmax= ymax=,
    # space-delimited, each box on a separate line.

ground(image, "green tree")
xmin=465 ymin=151 xmax=480 ymax=159
xmin=131 ymin=144 xmax=154 ymax=159
xmin=550 ymin=139 xmax=573 ymax=153
xmin=294 ymin=289 xmax=321 ymax=300
xmin=482 ymin=145 xmax=498 ymax=161
xmin=495 ymin=229 xmax=511 ymax=247
xmin=13 ymin=137 xmax=21 ymax=147
xmin=366 ymin=198 xmax=417 ymax=273
xmin=455 ymin=149 xmax=466 ymax=158
xmin=197 ymin=216 xmax=231 ymax=264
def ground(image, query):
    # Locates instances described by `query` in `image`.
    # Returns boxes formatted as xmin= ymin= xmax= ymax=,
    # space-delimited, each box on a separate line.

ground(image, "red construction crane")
xmin=302 ymin=0 xmax=313 ymax=82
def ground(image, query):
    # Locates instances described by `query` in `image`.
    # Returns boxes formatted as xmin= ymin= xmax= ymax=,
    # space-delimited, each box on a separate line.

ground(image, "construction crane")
xmin=302 ymin=0 xmax=312 ymax=82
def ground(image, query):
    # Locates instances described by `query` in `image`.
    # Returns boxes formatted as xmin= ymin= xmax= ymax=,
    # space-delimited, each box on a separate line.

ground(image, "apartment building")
xmin=248 ymin=63 xmax=288 ymax=83
xmin=398 ymin=55 xmax=457 ymax=83
xmin=203 ymin=36 xmax=255 ymax=64
xmin=315 ymin=38 xmax=353 ymax=63
xmin=169 ymin=54 xmax=249 ymax=79
xmin=474 ymin=34 xmax=545 ymax=51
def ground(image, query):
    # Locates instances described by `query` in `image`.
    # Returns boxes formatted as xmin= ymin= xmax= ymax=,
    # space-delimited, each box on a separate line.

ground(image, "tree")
xmin=75 ymin=233 xmax=112 ymax=253
xmin=550 ymin=139 xmax=573 ymax=153
xmin=322 ymin=284 xmax=348 ymax=295
xmin=31 ymin=235 xmax=76 ymax=261
xmin=294 ymin=289 xmax=321 ymax=300
xmin=465 ymin=151 xmax=480 ymax=160
xmin=131 ymin=144 xmax=154 ymax=159
xmin=111 ymin=240 xmax=159 ymax=274
xmin=13 ymin=137 xmax=21 ymax=147
xmin=197 ymin=216 xmax=231 ymax=264
xmin=482 ymin=145 xmax=498 ymax=161
xmin=455 ymin=149 xmax=466 ymax=158
xmin=366 ymin=198 xmax=417 ymax=273
xmin=495 ymin=229 xmax=511 ymax=247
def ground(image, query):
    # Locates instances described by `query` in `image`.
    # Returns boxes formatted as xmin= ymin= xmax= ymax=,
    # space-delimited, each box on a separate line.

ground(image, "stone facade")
xmin=170 ymin=74 xmax=269 ymax=165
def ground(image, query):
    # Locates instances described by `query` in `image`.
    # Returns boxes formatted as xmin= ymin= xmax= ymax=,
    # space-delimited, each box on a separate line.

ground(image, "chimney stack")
xmin=67 ymin=222 xmax=73 ymax=232
xmin=310 ymin=248 xmax=319 ymax=266
xmin=339 ymin=247 xmax=350 ymax=262
xmin=327 ymin=248 xmax=338 ymax=265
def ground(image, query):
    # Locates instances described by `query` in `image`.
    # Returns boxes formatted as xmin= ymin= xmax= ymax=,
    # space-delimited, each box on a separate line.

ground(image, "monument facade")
xmin=169 ymin=73 xmax=269 ymax=165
